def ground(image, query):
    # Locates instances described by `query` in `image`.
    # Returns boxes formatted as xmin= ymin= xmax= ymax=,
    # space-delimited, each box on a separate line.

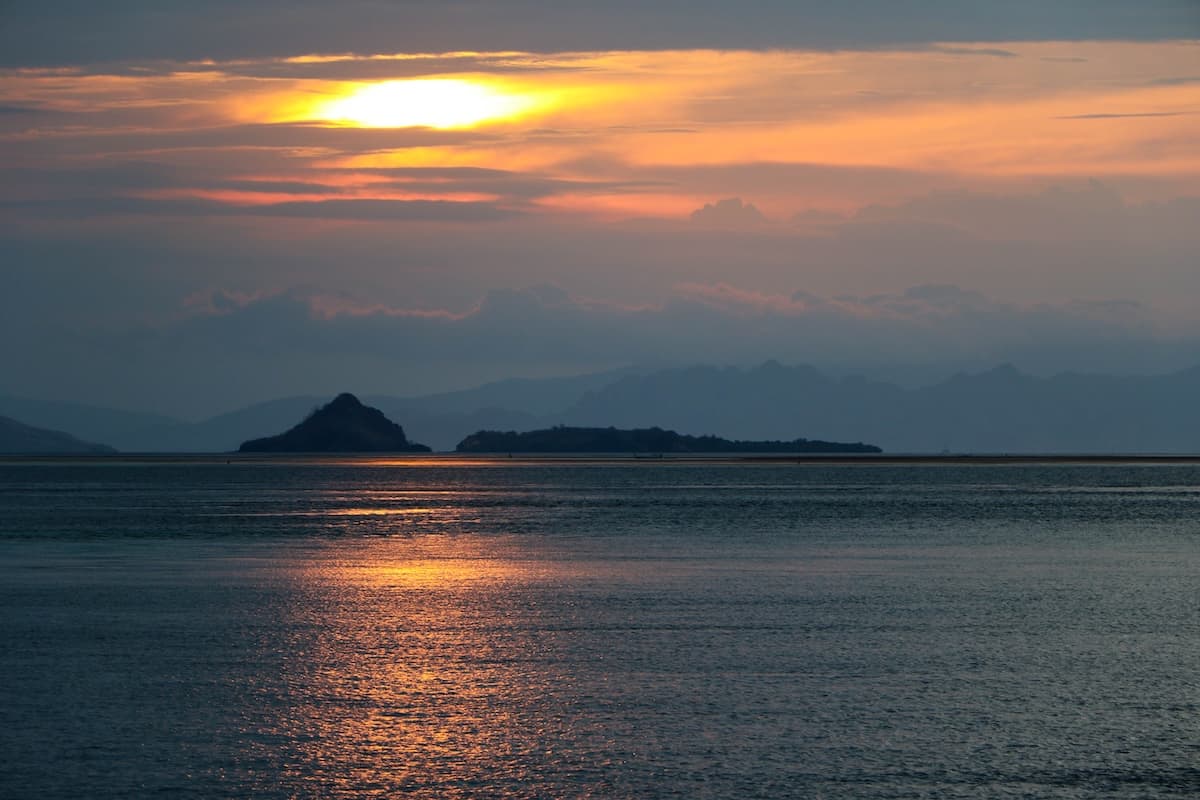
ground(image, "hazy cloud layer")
xmin=6 ymin=280 xmax=1198 ymax=418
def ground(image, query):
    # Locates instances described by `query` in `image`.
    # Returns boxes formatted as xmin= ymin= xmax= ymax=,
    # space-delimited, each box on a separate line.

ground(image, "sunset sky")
xmin=2 ymin=1 xmax=1198 ymax=416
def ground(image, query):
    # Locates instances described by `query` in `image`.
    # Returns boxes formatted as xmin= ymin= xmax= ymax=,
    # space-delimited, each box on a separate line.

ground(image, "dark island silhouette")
xmin=456 ymin=425 xmax=881 ymax=454
xmin=0 ymin=414 xmax=116 ymax=454
xmin=238 ymin=393 xmax=431 ymax=453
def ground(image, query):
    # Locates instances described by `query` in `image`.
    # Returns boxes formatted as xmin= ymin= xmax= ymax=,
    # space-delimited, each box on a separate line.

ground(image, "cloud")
xmin=3 ymin=1 xmax=1196 ymax=67
xmin=927 ymin=46 xmax=1018 ymax=58
xmin=1 ymin=122 xmax=494 ymax=161
xmin=847 ymin=181 xmax=1198 ymax=243
xmin=674 ymin=282 xmax=809 ymax=314
xmin=20 ymin=53 xmax=588 ymax=82
xmin=238 ymin=199 xmax=521 ymax=221
xmin=2 ymin=195 xmax=522 ymax=222
xmin=105 ymin=282 xmax=1194 ymax=397
xmin=1148 ymin=75 xmax=1200 ymax=86
xmin=689 ymin=197 xmax=768 ymax=227
xmin=0 ymin=160 xmax=666 ymax=223
xmin=5 ymin=43 xmax=1196 ymax=229
xmin=1057 ymin=111 xmax=1194 ymax=120
xmin=558 ymin=158 xmax=959 ymax=211
xmin=355 ymin=167 xmax=668 ymax=201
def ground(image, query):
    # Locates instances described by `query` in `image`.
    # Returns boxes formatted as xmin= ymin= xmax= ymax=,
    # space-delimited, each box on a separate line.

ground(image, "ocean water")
xmin=1 ymin=457 xmax=1198 ymax=798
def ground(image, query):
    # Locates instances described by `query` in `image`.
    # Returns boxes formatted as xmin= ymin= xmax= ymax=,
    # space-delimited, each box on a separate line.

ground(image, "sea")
xmin=1 ymin=456 xmax=1197 ymax=799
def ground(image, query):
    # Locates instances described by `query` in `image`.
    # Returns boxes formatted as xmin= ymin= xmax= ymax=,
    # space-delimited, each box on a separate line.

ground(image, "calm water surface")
xmin=1 ymin=458 xmax=1198 ymax=798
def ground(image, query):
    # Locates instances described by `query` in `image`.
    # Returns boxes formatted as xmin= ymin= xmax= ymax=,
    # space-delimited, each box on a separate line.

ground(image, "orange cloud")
xmin=3 ymin=41 xmax=1196 ymax=219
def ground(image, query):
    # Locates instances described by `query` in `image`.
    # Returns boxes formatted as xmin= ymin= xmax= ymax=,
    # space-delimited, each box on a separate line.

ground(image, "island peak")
xmin=238 ymin=393 xmax=431 ymax=453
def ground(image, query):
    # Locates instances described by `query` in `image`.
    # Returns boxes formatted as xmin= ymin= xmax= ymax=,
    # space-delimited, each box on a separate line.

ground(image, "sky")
xmin=2 ymin=1 xmax=1199 ymax=418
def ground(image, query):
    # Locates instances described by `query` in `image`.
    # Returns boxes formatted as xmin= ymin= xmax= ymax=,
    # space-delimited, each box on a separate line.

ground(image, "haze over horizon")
xmin=2 ymin=2 xmax=1198 ymax=419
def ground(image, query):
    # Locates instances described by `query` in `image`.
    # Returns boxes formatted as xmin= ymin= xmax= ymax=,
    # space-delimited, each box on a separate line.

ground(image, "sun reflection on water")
xmin=252 ymin=537 xmax=594 ymax=797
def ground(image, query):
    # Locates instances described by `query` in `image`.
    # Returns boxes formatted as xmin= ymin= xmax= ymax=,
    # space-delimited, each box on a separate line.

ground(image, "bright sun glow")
xmin=318 ymin=79 xmax=541 ymax=128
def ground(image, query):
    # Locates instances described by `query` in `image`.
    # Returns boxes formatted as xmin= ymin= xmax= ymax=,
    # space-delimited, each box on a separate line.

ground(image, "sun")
xmin=317 ymin=78 xmax=542 ymax=129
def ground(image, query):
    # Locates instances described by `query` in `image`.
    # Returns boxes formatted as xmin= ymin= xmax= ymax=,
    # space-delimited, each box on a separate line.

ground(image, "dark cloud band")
xmin=2 ymin=1 xmax=1196 ymax=67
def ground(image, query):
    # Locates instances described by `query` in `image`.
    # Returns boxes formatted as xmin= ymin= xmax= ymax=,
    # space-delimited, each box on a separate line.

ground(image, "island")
xmin=455 ymin=426 xmax=881 ymax=454
xmin=238 ymin=393 xmax=431 ymax=453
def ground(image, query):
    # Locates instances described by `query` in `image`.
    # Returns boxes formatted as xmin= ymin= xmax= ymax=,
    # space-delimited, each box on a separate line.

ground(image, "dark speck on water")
xmin=1 ymin=456 xmax=1198 ymax=798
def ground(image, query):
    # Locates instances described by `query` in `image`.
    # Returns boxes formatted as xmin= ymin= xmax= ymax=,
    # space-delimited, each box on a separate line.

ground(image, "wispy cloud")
xmin=1057 ymin=111 xmax=1193 ymax=119
xmin=927 ymin=45 xmax=1019 ymax=58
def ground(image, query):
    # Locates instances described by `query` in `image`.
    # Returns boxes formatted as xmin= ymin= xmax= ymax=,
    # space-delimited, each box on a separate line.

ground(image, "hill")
xmin=0 ymin=415 xmax=116 ymax=454
xmin=456 ymin=426 xmax=880 ymax=454
xmin=238 ymin=393 xmax=431 ymax=453
xmin=0 ymin=394 xmax=178 ymax=450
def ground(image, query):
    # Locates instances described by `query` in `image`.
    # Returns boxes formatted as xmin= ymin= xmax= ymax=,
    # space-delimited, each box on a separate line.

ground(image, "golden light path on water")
xmin=240 ymin=471 xmax=745 ymax=797
xmin=258 ymin=534 xmax=605 ymax=797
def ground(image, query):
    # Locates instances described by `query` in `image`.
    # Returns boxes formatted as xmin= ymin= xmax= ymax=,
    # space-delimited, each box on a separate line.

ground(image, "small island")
xmin=456 ymin=426 xmax=881 ymax=454
xmin=238 ymin=393 xmax=431 ymax=453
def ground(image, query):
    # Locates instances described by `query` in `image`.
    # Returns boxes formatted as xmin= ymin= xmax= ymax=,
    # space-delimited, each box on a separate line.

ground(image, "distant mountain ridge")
xmin=456 ymin=426 xmax=880 ymax=454
xmin=0 ymin=415 xmax=115 ymax=454
xmin=0 ymin=369 xmax=629 ymax=452
xmin=239 ymin=393 xmax=431 ymax=453
xmin=9 ymin=361 xmax=1200 ymax=453
xmin=561 ymin=361 xmax=1200 ymax=453
xmin=0 ymin=394 xmax=180 ymax=450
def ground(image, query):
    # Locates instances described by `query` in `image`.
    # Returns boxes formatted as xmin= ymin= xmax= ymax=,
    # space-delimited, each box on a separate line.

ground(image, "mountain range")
xmin=3 ymin=361 xmax=1200 ymax=454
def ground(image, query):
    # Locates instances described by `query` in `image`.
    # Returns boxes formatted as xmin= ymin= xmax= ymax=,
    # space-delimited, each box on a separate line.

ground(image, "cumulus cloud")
xmin=689 ymin=198 xmax=768 ymax=228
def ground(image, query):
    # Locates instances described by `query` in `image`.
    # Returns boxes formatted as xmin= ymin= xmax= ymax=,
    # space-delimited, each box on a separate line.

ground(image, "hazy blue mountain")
xmin=0 ymin=415 xmax=116 ymax=453
xmin=19 ymin=368 xmax=634 ymax=452
xmin=905 ymin=364 xmax=1200 ymax=453
xmin=71 ymin=369 xmax=632 ymax=452
xmin=366 ymin=366 xmax=644 ymax=418
xmin=239 ymin=393 xmax=430 ymax=453
xmin=368 ymin=404 xmax=542 ymax=453
xmin=562 ymin=360 xmax=906 ymax=445
xmin=12 ymin=362 xmax=1200 ymax=453
xmin=561 ymin=361 xmax=1200 ymax=454
xmin=122 ymin=395 xmax=328 ymax=452
xmin=0 ymin=394 xmax=179 ymax=449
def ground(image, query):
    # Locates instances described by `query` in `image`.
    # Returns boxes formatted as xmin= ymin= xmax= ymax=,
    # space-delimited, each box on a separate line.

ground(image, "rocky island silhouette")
xmin=238 ymin=393 xmax=431 ymax=453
